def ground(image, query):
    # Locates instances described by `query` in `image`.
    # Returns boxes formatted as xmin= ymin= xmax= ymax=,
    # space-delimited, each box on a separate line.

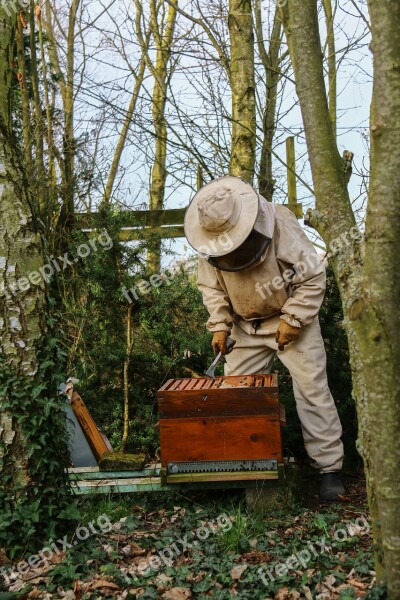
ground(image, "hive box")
xmin=157 ymin=374 xmax=285 ymax=478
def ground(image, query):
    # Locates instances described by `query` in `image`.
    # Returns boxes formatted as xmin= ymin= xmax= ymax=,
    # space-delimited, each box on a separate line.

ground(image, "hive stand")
xmin=69 ymin=374 xmax=300 ymax=509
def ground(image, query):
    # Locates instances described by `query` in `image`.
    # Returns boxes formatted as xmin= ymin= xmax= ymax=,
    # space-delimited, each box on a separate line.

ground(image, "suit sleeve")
xmin=197 ymin=257 xmax=233 ymax=333
xmin=275 ymin=209 xmax=326 ymax=326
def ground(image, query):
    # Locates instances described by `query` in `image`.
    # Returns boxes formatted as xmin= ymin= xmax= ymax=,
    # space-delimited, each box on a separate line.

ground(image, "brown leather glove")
xmin=275 ymin=321 xmax=302 ymax=351
xmin=212 ymin=331 xmax=229 ymax=355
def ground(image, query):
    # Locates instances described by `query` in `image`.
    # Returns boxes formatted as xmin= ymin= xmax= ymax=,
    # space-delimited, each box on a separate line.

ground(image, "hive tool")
xmin=204 ymin=337 xmax=235 ymax=378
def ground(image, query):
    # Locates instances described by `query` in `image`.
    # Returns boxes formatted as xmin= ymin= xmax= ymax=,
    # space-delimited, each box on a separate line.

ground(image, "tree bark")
xmin=322 ymin=0 xmax=337 ymax=137
xmin=282 ymin=0 xmax=400 ymax=591
xmin=29 ymin=0 xmax=47 ymax=218
xmin=364 ymin=0 xmax=400 ymax=592
xmin=146 ymin=0 xmax=177 ymax=272
xmin=0 ymin=6 xmax=70 ymax=551
xmin=15 ymin=15 xmax=33 ymax=182
xmin=228 ymin=0 xmax=255 ymax=183
xmin=255 ymin=6 xmax=282 ymax=200
xmin=43 ymin=0 xmax=81 ymax=232
xmin=121 ymin=305 xmax=133 ymax=452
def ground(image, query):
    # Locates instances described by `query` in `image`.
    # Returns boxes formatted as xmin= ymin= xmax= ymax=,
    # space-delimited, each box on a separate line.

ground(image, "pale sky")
xmin=71 ymin=0 xmax=372 ymax=263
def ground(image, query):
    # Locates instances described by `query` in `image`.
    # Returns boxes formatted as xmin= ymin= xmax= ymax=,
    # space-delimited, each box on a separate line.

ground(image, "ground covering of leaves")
xmin=0 ymin=472 xmax=387 ymax=600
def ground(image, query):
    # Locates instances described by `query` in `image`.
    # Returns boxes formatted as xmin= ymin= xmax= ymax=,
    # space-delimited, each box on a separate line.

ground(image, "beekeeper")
xmin=184 ymin=176 xmax=345 ymax=502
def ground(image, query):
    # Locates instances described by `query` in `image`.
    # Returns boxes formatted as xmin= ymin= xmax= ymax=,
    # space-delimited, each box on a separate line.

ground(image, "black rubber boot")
xmin=319 ymin=471 xmax=345 ymax=502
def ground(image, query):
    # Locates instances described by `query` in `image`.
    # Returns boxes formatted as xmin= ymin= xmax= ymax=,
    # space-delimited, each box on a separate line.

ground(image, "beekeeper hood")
xmin=184 ymin=176 xmax=275 ymax=272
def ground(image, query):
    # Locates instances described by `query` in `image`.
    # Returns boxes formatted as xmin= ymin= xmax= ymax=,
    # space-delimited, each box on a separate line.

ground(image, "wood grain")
xmin=160 ymin=415 xmax=283 ymax=465
xmin=71 ymin=392 xmax=109 ymax=461
xmin=158 ymin=387 xmax=280 ymax=418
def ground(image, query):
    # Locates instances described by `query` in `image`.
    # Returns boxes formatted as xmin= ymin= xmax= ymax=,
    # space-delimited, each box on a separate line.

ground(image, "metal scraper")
xmin=204 ymin=337 xmax=235 ymax=378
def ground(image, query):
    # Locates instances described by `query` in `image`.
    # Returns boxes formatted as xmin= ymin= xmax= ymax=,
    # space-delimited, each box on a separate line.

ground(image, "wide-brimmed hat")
xmin=184 ymin=176 xmax=259 ymax=257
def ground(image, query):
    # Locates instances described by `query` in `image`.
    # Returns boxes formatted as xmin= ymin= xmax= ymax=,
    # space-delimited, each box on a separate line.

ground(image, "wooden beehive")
xmin=157 ymin=374 xmax=285 ymax=474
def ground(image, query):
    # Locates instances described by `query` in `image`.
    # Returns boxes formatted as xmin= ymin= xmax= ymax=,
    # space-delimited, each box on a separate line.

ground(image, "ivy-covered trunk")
xmin=228 ymin=0 xmax=255 ymax=183
xmin=281 ymin=0 xmax=400 ymax=594
xmin=0 ymin=8 xmax=71 ymax=556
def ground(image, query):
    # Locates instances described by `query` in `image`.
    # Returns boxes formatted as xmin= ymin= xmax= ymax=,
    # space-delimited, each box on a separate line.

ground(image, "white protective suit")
xmin=197 ymin=197 xmax=344 ymax=473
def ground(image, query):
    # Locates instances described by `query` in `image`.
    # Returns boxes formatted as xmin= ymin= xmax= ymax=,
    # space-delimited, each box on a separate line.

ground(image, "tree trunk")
xmin=228 ymin=0 xmax=255 ymax=183
xmin=29 ymin=0 xmax=47 ymax=218
xmin=44 ymin=0 xmax=80 ymax=232
xmin=256 ymin=8 xmax=282 ymax=201
xmin=322 ymin=0 xmax=337 ymax=137
xmin=121 ymin=305 xmax=133 ymax=452
xmin=16 ymin=15 xmax=33 ymax=182
xmin=281 ymin=0 xmax=400 ymax=592
xmin=146 ymin=0 xmax=177 ymax=273
xmin=37 ymin=3 xmax=57 ymax=232
xmin=363 ymin=0 xmax=400 ymax=592
xmin=0 ymin=7 xmax=70 ymax=553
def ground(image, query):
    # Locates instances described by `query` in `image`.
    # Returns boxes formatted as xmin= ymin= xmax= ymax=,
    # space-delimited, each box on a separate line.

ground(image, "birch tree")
xmin=281 ymin=0 xmax=400 ymax=593
xmin=0 ymin=7 xmax=70 ymax=552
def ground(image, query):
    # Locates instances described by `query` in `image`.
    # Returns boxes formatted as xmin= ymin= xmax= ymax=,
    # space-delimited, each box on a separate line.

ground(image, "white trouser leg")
xmin=224 ymin=318 xmax=344 ymax=473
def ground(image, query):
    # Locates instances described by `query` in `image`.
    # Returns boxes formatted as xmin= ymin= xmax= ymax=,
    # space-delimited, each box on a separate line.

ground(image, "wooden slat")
xmin=75 ymin=208 xmax=186 ymax=230
xmin=68 ymin=462 xmax=160 ymax=474
xmin=202 ymin=378 xmax=214 ymax=389
xmin=185 ymin=378 xmax=199 ymax=390
xmin=68 ymin=466 xmax=101 ymax=474
xmin=158 ymin=387 xmax=280 ymax=418
xmin=159 ymin=415 xmax=282 ymax=465
xmin=75 ymin=206 xmax=300 ymax=233
xmin=158 ymin=379 xmax=174 ymax=392
xmin=70 ymin=392 xmax=109 ymax=461
xmin=68 ymin=467 xmax=161 ymax=481
xmin=169 ymin=379 xmax=184 ymax=391
xmin=72 ymin=476 xmax=164 ymax=494
xmin=262 ymin=374 xmax=278 ymax=387
xmin=166 ymin=470 xmax=279 ymax=484
xmin=73 ymin=476 xmax=161 ymax=488
xmin=74 ymin=198 xmax=303 ymax=245
xmin=118 ymin=226 xmax=185 ymax=241
xmin=71 ymin=477 xmax=278 ymax=495
xmin=193 ymin=378 xmax=206 ymax=389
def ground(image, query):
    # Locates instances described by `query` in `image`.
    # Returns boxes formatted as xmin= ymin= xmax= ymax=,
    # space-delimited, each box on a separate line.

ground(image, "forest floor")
xmin=1 ymin=469 xmax=387 ymax=600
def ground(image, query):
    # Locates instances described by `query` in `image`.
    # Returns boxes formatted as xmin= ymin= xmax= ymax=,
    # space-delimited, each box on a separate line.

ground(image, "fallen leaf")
xmin=301 ymin=586 xmax=313 ymax=600
xmin=316 ymin=574 xmax=336 ymax=593
xmin=186 ymin=570 xmax=205 ymax=583
xmin=347 ymin=579 xmax=367 ymax=590
xmin=240 ymin=551 xmax=272 ymax=564
xmin=59 ymin=591 xmax=76 ymax=599
xmin=229 ymin=585 xmax=239 ymax=596
xmin=230 ymin=563 xmax=247 ymax=580
xmin=155 ymin=572 xmax=174 ymax=587
xmin=123 ymin=543 xmax=146 ymax=557
xmin=83 ymin=578 xmax=121 ymax=592
xmin=102 ymin=543 xmax=115 ymax=556
xmin=74 ymin=578 xmax=82 ymax=600
xmin=274 ymin=589 xmax=300 ymax=600
xmin=161 ymin=587 xmax=192 ymax=599
xmin=26 ymin=589 xmax=42 ymax=598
